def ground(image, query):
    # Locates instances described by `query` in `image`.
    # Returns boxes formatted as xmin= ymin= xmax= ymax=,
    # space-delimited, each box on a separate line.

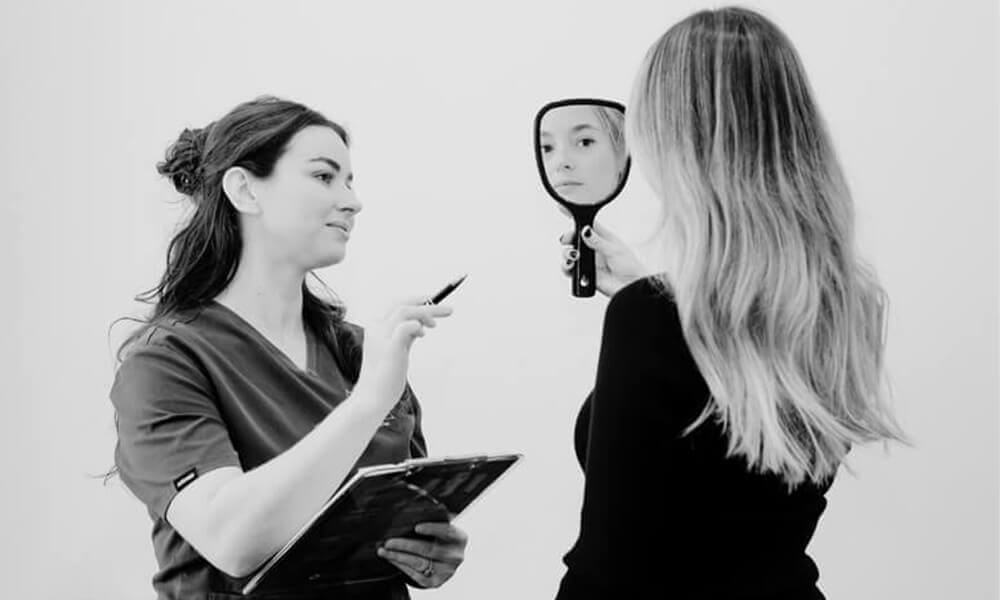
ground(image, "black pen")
xmin=424 ymin=274 xmax=467 ymax=305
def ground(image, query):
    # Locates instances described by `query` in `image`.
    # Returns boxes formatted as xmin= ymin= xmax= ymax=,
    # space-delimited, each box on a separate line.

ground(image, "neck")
xmin=214 ymin=244 xmax=306 ymax=340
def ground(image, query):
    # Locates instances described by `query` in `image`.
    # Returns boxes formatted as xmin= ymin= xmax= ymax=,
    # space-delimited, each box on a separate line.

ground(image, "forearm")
xmin=189 ymin=383 xmax=394 ymax=576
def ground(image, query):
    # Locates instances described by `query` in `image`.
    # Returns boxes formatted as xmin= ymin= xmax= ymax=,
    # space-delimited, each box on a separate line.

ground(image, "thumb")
xmin=392 ymin=320 xmax=425 ymax=348
xmin=580 ymin=225 xmax=608 ymax=252
xmin=589 ymin=220 xmax=622 ymax=243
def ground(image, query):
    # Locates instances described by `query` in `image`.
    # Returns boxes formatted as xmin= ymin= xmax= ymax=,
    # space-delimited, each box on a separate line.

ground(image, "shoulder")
xmin=596 ymin=277 xmax=708 ymax=423
xmin=118 ymin=315 xmax=200 ymax=367
xmin=608 ymin=275 xmax=674 ymax=310
xmin=119 ymin=302 xmax=254 ymax=366
xmin=112 ymin=311 xmax=216 ymax=409
xmin=122 ymin=306 xmax=217 ymax=354
xmin=604 ymin=276 xmax=682 ymax=340
xmin=599 ymin=276 xmax=697 ymax=382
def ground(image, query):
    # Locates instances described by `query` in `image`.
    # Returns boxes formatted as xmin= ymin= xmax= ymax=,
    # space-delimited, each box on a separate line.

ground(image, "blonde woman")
xmin=556 ymin=8 xmax=904 ymax=599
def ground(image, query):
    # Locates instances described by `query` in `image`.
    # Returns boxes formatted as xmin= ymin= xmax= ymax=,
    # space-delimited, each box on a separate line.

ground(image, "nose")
xmin=554 ymin=148 xmax=574 ymax=172
xmin=338 ymin=187 xmax=362 ymax=215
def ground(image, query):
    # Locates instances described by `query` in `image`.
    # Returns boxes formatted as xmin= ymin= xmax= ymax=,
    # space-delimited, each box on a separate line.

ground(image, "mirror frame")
xmin=533 ymin=97 xmax=631 ymax=211
xmin=534 ymin=98 xmax=631 ymax=297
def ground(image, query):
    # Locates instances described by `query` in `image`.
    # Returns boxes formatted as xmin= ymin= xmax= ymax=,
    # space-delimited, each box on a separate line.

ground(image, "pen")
xmin=424 ymin=274 xmax=467 ymax=305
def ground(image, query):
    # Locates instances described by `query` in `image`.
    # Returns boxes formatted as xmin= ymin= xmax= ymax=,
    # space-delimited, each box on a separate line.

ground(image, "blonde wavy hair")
xmin=593 ymin=105 xmax=628 ymax=183
xmin=626 ymin=7 xmax=906 ymax=486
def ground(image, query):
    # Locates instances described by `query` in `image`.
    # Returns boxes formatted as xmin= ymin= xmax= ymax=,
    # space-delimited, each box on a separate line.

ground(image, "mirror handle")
xmin=572 ymin=215 xmax=597 ymax=298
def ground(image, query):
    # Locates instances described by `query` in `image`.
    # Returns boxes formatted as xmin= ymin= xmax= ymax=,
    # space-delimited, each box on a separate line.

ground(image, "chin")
xmin=311 ymin=250 xmax=346 ymax=270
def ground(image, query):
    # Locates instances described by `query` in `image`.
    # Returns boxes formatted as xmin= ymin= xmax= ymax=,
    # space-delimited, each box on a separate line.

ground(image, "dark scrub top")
xmin=555 ymin=278 xmax=833 ymax=600
xmin=111 ymin=301 xmax=424 ymax=600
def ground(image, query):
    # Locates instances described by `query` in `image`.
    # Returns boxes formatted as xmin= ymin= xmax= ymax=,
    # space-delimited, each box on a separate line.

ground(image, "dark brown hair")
xmin=116 ymin=96 xmax=361 ymax=380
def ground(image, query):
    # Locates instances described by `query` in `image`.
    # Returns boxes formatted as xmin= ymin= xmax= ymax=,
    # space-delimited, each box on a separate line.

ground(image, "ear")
xmin=221 ymin=166 xmax=261 ymax=215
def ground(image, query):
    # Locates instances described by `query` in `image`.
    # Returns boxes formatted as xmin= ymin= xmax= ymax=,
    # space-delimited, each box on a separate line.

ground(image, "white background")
xmin=1 ymin=1 xmax=996 ymax=598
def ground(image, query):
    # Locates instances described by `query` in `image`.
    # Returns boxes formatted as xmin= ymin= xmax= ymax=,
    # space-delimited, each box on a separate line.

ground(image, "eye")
xmin=314 ymin=171 xmax=334 ymax=184
xmin=540 ymin=143 xmax=553 ymax=154
xmin=577 ymin=137 xmax=596 ymax=148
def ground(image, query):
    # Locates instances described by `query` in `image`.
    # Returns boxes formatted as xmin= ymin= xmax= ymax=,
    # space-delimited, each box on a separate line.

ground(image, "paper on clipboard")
xmin=241 ymin=452 xmax=522 ymax=594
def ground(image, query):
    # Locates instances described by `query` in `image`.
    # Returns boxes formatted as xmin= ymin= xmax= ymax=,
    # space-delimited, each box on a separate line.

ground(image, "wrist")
xmin=350 ymin=375 xmax=399 ymax=414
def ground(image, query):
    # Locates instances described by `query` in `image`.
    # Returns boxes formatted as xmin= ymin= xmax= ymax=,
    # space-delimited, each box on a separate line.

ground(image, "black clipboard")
xmin=241 ymin=452 xmax=522 ymax=594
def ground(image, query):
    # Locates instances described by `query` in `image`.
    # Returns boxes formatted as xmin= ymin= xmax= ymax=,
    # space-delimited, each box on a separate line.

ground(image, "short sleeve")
xmin=110 ymin=341 xmax=241 ymax=519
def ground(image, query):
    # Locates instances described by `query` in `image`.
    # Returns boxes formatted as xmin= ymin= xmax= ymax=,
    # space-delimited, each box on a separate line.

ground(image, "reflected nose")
xmin=554 ymin=149 xmax=574 ymax=172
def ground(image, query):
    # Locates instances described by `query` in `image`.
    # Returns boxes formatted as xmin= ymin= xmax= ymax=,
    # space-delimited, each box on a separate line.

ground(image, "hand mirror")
xmin=534 ymin=99 xmax=631 ymax=297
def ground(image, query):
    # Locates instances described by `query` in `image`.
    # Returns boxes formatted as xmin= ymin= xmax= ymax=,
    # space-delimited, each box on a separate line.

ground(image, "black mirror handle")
xmin=572 ymin=212 xmax=597 ymax=298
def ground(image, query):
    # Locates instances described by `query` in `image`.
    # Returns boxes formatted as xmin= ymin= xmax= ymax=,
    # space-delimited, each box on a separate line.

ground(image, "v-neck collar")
xmin=208 ymin=300 xmax=317 ymax=376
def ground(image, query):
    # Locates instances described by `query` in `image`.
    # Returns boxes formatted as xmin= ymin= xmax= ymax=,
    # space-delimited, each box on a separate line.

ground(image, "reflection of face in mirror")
xmin=540 ymin=105 xmax=627 ymax=205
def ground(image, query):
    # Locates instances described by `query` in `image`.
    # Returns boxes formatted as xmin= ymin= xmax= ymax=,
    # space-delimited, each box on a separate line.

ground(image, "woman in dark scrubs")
xmin=110 ymin=96 xmax=465 ymax=599
xmin=556 ymin=8 xmax=906 ymax=599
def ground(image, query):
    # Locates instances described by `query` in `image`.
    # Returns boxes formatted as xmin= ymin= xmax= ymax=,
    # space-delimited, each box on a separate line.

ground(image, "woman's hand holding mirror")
xmin=559 ymin=222 xmax=649 ymax=298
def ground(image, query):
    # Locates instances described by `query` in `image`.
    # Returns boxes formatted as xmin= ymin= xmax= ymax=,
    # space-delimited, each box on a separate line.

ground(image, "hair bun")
xmin=157 ymin=127 xmax=209 ymax=196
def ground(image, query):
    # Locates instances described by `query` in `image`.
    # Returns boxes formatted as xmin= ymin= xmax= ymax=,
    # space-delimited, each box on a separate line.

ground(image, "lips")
xmin=554 ymin=181 xmax=583 ymax=189
xmin=326 ymin=221 xmax=352 ymax=234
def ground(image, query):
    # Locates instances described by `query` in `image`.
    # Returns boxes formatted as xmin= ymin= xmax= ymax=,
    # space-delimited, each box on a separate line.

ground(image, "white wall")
xmin=1 ymin=1 xmax=996 ymax=598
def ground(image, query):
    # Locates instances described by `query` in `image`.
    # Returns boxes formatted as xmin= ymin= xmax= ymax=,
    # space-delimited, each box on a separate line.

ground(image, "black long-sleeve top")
xmin=556 ymin=278 xmax=832 ymax=600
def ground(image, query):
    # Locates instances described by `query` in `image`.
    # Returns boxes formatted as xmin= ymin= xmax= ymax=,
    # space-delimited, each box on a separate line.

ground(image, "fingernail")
xmin=582 ymin=226 xmax=592 ymax=239
xmin=565 ymin=258 xmax=574 ymax=267
xmin=568 ymin=249 xmax=579 ymax=259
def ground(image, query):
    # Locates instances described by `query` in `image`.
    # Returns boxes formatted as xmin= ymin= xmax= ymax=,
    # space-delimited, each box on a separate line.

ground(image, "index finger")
xmin=414 ymin=521 xmax=467 ymax=544
xmin=418 ymin=304 xmax=454 ymax=318
xmin=398 ymin=296 xmax=455 ymax=315
xmin=397 ymin=304 xmax=454 ymax=320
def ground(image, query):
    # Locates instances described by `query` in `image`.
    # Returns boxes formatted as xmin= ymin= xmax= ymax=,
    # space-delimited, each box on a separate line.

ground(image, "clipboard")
xmin=241 ymin=452 xmax=522 ymax=594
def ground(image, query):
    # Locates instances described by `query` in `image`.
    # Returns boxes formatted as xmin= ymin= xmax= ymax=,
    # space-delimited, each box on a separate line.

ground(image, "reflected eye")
xmin=540 ymin=143 xmax=554 ymax=154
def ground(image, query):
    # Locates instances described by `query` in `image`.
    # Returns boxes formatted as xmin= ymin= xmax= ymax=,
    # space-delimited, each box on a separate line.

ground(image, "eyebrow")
xmin=309 ymin=157 xmax=341 ymax=171
xmin=309 ymin=157 xmax=354 ymax=181
xmin=540 ymin=124 xmax=598 ymax=138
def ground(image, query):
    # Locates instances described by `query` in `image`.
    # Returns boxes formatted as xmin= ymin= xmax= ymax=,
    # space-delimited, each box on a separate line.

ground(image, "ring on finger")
xmin=420 ymin=560 xmax=434 ymax=578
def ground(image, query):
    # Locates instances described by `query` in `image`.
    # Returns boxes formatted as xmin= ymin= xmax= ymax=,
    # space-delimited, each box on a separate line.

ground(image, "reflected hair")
xmin=592 ymin=105 xmax=627 ymax=179
xmin=626 ymin=7 xmax=906 ymax=486
xmin=592 ymin=105 xmax=626 ymax=158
